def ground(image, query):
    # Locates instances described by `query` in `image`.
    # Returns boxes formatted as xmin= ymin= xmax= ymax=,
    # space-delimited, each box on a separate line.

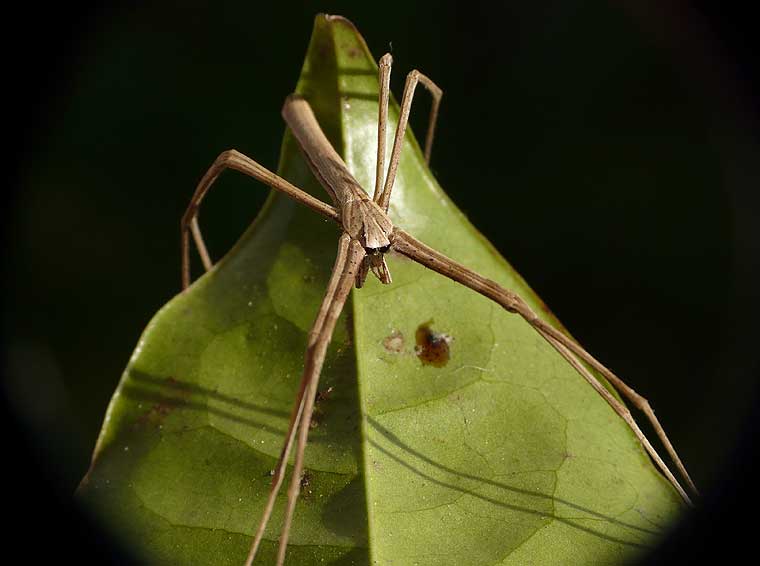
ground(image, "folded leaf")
xmin=78 ymin=14 xmax=681 ymax=565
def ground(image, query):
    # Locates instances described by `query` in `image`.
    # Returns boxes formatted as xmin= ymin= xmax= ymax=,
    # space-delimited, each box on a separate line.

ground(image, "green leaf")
xmin=78 ymin=14 xmax=682 ymax=565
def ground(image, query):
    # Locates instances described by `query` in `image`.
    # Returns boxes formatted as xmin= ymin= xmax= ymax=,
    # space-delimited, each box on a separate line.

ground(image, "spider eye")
xmin=377 ymin=244 xmax=391 ymax=254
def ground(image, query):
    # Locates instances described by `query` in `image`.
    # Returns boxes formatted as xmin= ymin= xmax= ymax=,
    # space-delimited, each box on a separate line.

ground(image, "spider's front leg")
xmin=245 ymin=233 xmax=366 ymax=566
xmin=373 ymin=54 xmax=442 ymax=212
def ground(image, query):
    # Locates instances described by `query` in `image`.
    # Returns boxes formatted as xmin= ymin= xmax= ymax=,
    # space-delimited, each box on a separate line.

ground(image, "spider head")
xmin=355 ymin=245 xmax=392 ymax=288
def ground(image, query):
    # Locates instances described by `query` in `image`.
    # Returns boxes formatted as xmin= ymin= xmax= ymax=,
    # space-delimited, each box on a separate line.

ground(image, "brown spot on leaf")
xmin=300 ymin=470 xmax=312 ymax=489
xmin=300 ymin=470 xmax=314 ymax=500
xmin=316 ymin=386 xmax=334 ymax=403
xmin=310 ymin=386 xmax=334 ymax=429
xmin=134 ymin=376 xmax=191 ymax=428
xmin=415 ymin=320 xmax=452 ymax=367
xmin=383 ymin=330 xmax=405 ymax=353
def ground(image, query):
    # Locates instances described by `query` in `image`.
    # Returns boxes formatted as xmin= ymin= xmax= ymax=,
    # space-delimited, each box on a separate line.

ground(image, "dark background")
xmin=4 ymin=1 xmax=758 ymax=563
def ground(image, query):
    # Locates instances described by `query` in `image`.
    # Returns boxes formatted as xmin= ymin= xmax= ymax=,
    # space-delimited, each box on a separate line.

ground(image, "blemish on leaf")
xmin=300 ymin=470 xmax=312 ymax=489
xmin=300 ymin=470 xmax=314 ymax=500
xmin=382 ymin=330 xmax=405 ymax=353
xmin=415 ymin=320 xmax=452 ymax=367
xmin=311 ymin=386 xmax=334 ymax=429
xmin=316 ymin=386 xmax=334 ymax=403
xmin=134 ymin=376 xmax=190 ymax=428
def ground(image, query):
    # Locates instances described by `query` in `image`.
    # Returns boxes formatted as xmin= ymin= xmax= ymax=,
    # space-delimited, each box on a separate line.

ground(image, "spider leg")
xmin=243 ymin=233 xmax=365 ymax=565
xmin=373 ymin=53 xmax=393 ymax=201
xmin=274 ymin=239 xmax=365 ymax=566
xmin=536 ymin=327 xmax=693 ymax=505
xmin=375 ymin=67 xmax=443 ymax=212
xmin=528 ymin=315 xmax=698 ymax=497
xmin=244 ymin=232 xmax=353 ymax=564
xmin=392 ymin=228 xmax=696 ymax=504
xmin=181 ymin=149 xmax=339 ymax=289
